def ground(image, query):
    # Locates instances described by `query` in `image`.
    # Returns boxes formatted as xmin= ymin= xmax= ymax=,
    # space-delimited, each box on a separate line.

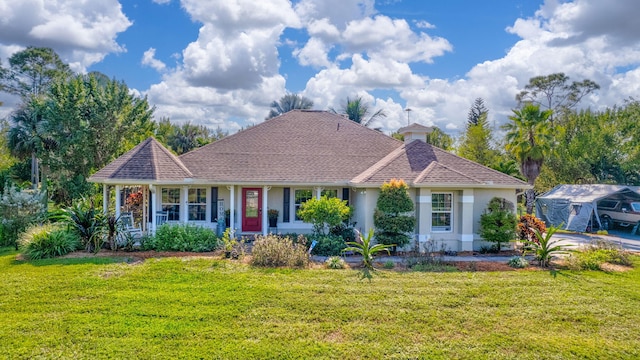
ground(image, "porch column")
xmin=315 ymin=187 xmax=323 ymax=199
xmin=150 ymin=185 xmax=157 ymax=233
xmin=461 ymin=189 xmax=475 ymax=252
xmin=262 ymin=186 xmax=271 ymax=236
xmin=417 ymin=188 xmax=432 ymax=252
xmin=182 ymin=186 xmax=189 ymax=224
xmin=115 ymin=185 xmax=122 ymax=218
xmin=228 ymin=186 xmax=235 ymax=238
xmin=102 ymin=184 xmax=108 ymax=215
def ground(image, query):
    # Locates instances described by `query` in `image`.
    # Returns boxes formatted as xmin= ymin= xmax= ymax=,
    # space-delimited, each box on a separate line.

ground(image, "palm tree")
xmin=503 ymin=103 xmax=553 ymax=214
xmin=266 ymin=93 xmax=313 ymax=119
xmin=330 ymin=96 xmax=386 ymax=127
xmin=7 ymin=98 xmax=46 ymax=189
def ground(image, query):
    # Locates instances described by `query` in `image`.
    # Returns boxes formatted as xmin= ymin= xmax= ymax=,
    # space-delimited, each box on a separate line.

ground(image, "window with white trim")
xmin=321 ymin=189 xmax=338 ymax=198
xmin=294 ymin=189 xmax=313 ymax=221
xmin=432 ymin=193 xmax=452 ymax=232
xmin=188 ymin=188 xmax=207 ymax=221
xmin=162 ymin=188 xmax=181 ymax=221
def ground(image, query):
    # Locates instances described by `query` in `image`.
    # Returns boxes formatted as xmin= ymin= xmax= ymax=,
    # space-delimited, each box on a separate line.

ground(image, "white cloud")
xmin=141 ymin=48 xmax=167 ymax=72
xmin=0 ymin=0 xmax=131 ymax=72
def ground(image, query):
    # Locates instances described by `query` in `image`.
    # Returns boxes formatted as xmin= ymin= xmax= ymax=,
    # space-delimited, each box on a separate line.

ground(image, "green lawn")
xmin=1 ymin=248 xmax=640 ymax=359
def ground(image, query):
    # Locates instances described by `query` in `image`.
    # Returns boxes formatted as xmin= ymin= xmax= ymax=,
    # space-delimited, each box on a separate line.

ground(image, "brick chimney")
xmin=397 ymin=123 xmax=433 ymax=145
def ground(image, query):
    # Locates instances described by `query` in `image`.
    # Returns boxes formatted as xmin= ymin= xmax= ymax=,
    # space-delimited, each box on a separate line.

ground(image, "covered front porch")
xmin=101 ymin=183 xmax=351 ymax=238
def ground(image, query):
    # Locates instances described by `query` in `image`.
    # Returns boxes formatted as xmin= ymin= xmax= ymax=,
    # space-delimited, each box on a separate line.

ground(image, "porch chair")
xmin=118 ymin=212 xmax=143 ymax=247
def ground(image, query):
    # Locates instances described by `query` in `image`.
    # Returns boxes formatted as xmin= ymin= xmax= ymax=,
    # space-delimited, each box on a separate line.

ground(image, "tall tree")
xmin=43 ymin=73 xmax=154 ymax=204
xmin=425 ymin=127 xmax=454 ymax=151
xmin=457 ymin=98 xmax=497 ymax=166
xmin=266 ymin=93 xmax=313 ymax=119
xmin=167 ymin=122 xmax=215 ymax=155
xmin=7 ymin=97 xmax=47 ymax=189
xmin=503 ymin=103 xmax=553 ymax=214
xmin=0 ymin=47 xmax=71 ymax=98
xmin=330 ymin=96 xmax=386 ymax=127
xmin=467 ymin=97 xmax=489 ymax=126
xmin=515 ymin=73 xmax=599 ymax=124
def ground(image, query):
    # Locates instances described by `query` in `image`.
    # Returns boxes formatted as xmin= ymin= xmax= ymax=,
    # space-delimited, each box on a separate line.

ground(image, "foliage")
xmin=373 ymin=179 xmax=415 ymax=248
xmin=19 ymin=224 xmax=80 ymax=260
xmin=297 ymin=196 xmax=351 ymax=235
xmin=308 ymin=234 xmax=346 ymax=256
xmin=343 ymin=228 xmax=393 ymax=280
xmin=479 ymin=197 xmax=517 ymax=252
xmin=458 ymin=98 xmax=498 ymax=166
xmin=503 ymin=103 xmax=553 ymax=213
xmin=267 ymin=209 xmax=279 ymax=221
xmin=62 ymin=201 xmax=106 ymax=253
xmin=325 ymin=256 xmax=347 ymax=269
xmin=146 ymin=224 xmax=218 ymax=252
xmin=0 ymin=46 xmax=71 ymax=98
xmin=425 ymin=127 xmax=454 ymax=151
xmin=329 ymin=96 xmax=386 ymax=127
xmin=42 ymin=72 xmax=155 ymax=204
xmin=159 ymin=120 xmax=223 ymax=155
xmin=0 ymin=185 xmax=45 ymax=249
xmin=383 ymin=260 xmax=395 ymax=269
xmin=405 ymin=239 xmax=452 ymax=271
xmin=2 ymin=250 xmax=640 ymax=358
xmin=566 ymin=239 xmax=631 ymax=271
xmin=516 ymin=73 xmax=600 ymax=122
xmin=507 ymin=256 xmax=529 ymax=269
xmin=517 ymin=214 xmax=547 ymax=243
xmin=250 ymin=234 xmax=309 ymax=268
xmin=266 ymin=93 xmax=313 ymax=120
xmin=525 ymin=225 xmax=570 ymax=268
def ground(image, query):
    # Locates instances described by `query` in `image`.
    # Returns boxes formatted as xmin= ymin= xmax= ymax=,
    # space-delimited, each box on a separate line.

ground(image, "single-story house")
xmin=536 ymin=184 xmax=640 ymax=232
xmin=89 ymin=110 xmax=528 ymax=251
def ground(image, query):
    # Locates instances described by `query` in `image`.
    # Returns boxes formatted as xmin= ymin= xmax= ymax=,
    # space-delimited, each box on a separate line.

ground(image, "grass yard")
xmin=1 ymin=248 xmax=640 ymax=359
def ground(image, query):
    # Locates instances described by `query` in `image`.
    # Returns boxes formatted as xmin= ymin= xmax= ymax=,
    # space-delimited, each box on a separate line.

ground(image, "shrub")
xmin=325 ymin=256 xmax=346 ymax=269
xmin=251 ymin=234 xmax=309 ymax=268
xmin=508 ymin=256 xmax=529 ymax=269
xmin=150 ymin=224 xmax=218 ymax=252
xmin=525 ymin=226 xmax=570 ymax=267
xmin=0 ymin=185 xmax=46 ymax=249
xmin=20 ymin=224 xmax=80 ymax=260
xmin=343 ymin=228 xmax=393 ymax=280
xmin=62 ymin=201 xmax=106 ymax=253
xmin=308 ymin=234 xmax=346 ymax=256
xmin=479 ymin=197 xmax=517 ymax=252
xmin=373 ymin=179 xmax=415 ymax=248
xmin=383 ymin=260 xmax=395 ymax=269
xmin=567 ymin=239 xmax=631 ymax=270
xmin=297 ymin=196 xmax=351 ymax=235
xmin=517 ymin=214 xmax=546 ymax=243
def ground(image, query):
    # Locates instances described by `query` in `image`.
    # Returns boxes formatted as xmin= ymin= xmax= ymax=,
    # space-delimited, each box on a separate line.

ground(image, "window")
xmin=162 ymin=188 xmax=181 ymax=221
xmin=294 ymin=189 xmax=313 ymax=221
xmin=598 ymin=200 xmax=618 ymax=210
xmin=432 ymin=193 xmax=452 ymax=232
xmin=570 ymin=204 xmax=582 ymax=215
xmin=188 ymin=188 xmax=207 ymax=221
xmin=321 ymin=189 xmax=338 ymax=198
xmin=632 ymin=202 xmax=640 ymax=212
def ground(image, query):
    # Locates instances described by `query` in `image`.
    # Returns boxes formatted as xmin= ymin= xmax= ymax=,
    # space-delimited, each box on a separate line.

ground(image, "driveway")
xmin=553 ymin=229 xmax=640 ymax=252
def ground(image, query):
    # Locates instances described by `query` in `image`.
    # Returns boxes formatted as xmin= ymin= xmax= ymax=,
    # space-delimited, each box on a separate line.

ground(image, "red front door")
xmin=242 ymin=188 xmax=262 ymax=232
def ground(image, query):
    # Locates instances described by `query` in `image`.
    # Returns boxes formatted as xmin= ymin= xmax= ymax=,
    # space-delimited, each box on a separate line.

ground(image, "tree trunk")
xmin=525 ymin=188 xmax=536 ymax=215
xmin=31 ymin=153 xmax=39 ymax=190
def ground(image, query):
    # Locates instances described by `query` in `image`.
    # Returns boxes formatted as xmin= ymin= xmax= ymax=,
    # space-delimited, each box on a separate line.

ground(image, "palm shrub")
xmin=373 ymin=179 xmax=415 ymax=248
xmin=525 ymin=225 xmax=570 ymax=267
xmin=0 ymin=185 xmax=46 ymax=249
xmin=297 ymin=196 xmax=351 ymax=235
xmin=343 ymin=228 xmax=393 ymax=280
xmin=20 ymin=224 xmax=80 ymax=260
xmin=251 ymin=234 xmax=309 ymax=268
xmin=62 ymin=202 xmax=106 ymax=253
xmin=479 ymin=197 xmax=517 ymax=252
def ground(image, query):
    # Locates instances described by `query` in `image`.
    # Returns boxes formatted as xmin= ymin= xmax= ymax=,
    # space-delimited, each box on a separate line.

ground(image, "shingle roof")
xmin=89 ymin=137 xmax=192 ymax=182
xmin=350 ymin=139 xmax=528 ymax=187
xmin=179 ymin=110 xmax=402 ymax=183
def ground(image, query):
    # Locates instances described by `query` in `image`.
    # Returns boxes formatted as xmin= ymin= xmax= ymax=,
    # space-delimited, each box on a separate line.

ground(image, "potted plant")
xmin=268 ymin=209 xmax=279 ymax=227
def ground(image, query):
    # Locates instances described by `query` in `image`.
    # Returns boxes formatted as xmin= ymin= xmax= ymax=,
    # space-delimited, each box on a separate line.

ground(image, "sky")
xmin=1 ymin=0 xmax=640 ymax=137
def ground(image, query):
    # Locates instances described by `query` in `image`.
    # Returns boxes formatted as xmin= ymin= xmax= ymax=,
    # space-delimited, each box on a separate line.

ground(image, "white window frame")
xmin=161 ymin=187 xmax=181 ymax=222
xmin=432 ymin=192 xmax=453 ymax=232
xmin=321 ymin=189 xmax=338 ymax=198
xmin=293 ymin=188 xmax=313 ymax=221
xmin=188 ymin=188 xmax=207 ymax=222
